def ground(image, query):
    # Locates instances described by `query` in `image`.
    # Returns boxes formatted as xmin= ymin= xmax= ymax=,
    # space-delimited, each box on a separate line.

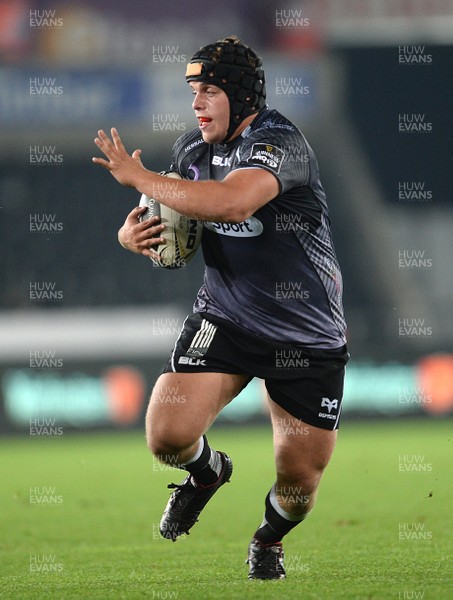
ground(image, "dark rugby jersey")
xmin=169 ymin=108 xmax=346 ymax=348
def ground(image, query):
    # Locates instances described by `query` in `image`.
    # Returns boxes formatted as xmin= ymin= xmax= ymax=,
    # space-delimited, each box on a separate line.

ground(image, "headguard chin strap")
xmin=185 ymin=35 xmax=266 ymax=142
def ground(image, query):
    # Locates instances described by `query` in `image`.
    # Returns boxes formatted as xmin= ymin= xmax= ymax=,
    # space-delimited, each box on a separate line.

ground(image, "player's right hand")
xmin=118 ymin=206 xmax=166 ymax=258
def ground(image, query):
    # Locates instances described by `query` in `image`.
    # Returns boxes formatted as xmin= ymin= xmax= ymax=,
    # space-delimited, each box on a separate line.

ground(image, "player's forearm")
xmin=134 ymin=171 xmax=246 ymax=223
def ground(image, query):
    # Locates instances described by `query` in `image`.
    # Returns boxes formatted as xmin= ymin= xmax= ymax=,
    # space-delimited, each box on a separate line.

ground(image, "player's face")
xmin=190 ymin=82 xmax=230 ymax=144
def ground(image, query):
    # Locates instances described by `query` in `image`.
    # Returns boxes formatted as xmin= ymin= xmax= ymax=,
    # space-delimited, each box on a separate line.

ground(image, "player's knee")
xmin=146 ymin=428 xmax=197 ymax=459
xmin=277 ymin=466 xmax=325 ymax=498
xmin=146 ymin=431 xmax=176 ymax=456
xmin=146 ymin=400 xmax=199 ymax=458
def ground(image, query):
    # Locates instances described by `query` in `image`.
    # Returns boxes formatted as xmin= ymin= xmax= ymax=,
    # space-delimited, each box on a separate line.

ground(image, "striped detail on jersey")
xmin=296 ymin=215 xmax=347 ymax=338
xmin=186 ymin=318 xmax=217 ymax=357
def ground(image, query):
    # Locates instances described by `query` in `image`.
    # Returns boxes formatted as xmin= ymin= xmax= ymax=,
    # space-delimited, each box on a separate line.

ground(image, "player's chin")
xmin=200 ymin=129 xmax=226 ymax=144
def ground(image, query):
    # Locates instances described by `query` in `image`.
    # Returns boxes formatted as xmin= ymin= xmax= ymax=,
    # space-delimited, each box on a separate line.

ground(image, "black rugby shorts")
xmin=161 ymin=312 xmax=349 ymax=430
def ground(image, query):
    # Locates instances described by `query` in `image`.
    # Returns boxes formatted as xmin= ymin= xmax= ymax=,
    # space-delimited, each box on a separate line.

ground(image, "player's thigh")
xmin=147 ymin=371 xmax=249 ymax=447
xmin=267 ymin=396 xmax=337 ymax=481
xmin=265 ymin=356 xmax=345 ymax=480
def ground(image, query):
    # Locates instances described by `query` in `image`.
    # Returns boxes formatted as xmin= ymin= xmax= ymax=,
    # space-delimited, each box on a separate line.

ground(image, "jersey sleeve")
xmin=166 ymin=129 xmax=206 ymax=179
xmin=233 ymin=126 xmax=310 ymax=193
xmin=168 ymin=135 xmax=184 ymax=174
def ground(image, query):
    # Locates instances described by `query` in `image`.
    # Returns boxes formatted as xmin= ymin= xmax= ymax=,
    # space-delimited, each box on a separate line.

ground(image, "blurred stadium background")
xmin=0 ymin=0 xmax=452 ymax=431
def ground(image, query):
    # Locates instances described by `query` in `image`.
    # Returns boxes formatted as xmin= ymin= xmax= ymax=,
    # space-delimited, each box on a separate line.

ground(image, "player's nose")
xmin=192 ymin=92 xmax=204 ymax=111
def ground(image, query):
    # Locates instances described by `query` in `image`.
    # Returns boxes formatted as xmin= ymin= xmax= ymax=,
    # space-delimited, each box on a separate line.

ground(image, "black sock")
xmin=182 ymin=435 xmax=223 ymax=486
xmin=254 ymin=488 xmax=306 ymax=545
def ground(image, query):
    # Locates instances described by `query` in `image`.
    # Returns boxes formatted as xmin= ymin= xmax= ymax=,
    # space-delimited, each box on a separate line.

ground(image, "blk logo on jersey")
xmin=204 ymin=217 xmax=264 ymax=237
xmin=248 ymin=143 xmax=285 ymax=174
xmin=318 ymin=397 xmax=339 ymax=421
xmin=211 ymin=156 xmax=233 ymax=167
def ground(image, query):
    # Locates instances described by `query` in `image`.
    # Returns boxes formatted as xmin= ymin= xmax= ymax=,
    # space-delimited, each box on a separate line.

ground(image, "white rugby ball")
xmin=139 ymin=171 xmax=202 ymax=269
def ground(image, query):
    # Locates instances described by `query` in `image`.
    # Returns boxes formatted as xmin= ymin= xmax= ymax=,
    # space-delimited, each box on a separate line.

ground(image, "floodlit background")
xmin=0 ymin=2 xmax=452 ymax=598
xmin=0 ymin=0 xmax=452 ymax=429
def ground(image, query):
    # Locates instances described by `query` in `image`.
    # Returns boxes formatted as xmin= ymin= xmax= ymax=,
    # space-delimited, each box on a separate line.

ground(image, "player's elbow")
xmin=221 ymin=205 xmax=251 ymax=224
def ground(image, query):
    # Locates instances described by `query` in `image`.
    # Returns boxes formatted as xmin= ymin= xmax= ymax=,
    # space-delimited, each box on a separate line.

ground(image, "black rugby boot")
xmin=159 ymin=452 xmax=233 ymax=541
xmin=246 ymin=539 xmax=286 ymax=580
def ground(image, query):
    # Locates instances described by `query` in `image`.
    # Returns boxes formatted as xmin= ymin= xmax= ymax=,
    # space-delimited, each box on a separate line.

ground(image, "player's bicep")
xmin=221 ymin=168 xmax=280 ymax=221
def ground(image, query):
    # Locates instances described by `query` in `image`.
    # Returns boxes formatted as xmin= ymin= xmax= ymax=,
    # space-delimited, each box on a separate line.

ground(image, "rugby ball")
xmin=139 ymin=172 xmax=202 ymax=269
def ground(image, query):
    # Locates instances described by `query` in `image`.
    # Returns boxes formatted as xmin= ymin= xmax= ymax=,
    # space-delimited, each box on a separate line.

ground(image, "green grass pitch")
xmin=0 ymin=419 xmax=451 ymax=599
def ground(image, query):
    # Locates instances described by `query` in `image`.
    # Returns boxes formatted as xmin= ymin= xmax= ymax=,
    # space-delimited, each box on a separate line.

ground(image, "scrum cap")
xmin=185 ymin=35 xmax=266 ymax=142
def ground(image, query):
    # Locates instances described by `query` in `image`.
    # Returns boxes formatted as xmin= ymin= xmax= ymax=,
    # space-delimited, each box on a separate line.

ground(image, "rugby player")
xmin=93 ymin=35 xmax=349 ymax=580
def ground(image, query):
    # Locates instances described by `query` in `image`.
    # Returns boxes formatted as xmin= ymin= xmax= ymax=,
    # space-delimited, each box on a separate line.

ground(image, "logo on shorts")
xmin=185 ymin=319 xmax=217 ymax=357
xmin=248 ymin=143 xmax=285 ymax=173
xmin=318 ymin=397 xmax=338 ymax=421
xmin=178 ymin=356 xmax=206 ymax=366
xmin=321 ymin=397 xmax=338 ymax=413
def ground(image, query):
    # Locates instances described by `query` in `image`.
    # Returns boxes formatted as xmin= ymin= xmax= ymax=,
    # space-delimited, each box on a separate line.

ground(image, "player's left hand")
xmin=92 ymin=127 xmax=146 ymax=188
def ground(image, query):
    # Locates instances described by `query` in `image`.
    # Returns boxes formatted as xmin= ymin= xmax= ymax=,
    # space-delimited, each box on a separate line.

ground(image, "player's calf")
xmin=253 ymin=484 xmax=309 ymax=546
xmin=272 ymin=472 xmax=321 ymax=516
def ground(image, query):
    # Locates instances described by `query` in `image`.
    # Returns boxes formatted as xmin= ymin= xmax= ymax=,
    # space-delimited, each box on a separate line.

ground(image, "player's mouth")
xmin=197 ymin=116 xmax=213 ymax=129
